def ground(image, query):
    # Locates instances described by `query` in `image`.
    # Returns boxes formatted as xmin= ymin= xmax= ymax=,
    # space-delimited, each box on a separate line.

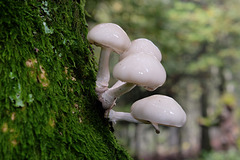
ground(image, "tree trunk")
xmin=0 ymin=1 xmax=131 ymax=159
xmin=200 ymin=80 xmax=211 ymax=152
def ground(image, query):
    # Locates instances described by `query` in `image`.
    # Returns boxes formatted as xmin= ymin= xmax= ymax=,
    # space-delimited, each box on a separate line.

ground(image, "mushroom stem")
xmin=95 ymin=47 xmax=112 ymax=94
xmin=106 ymin=110 xmax=141 ymax=124
xmin=151 ymin=122 xmax=160 ymax=134
xmin=110 ymin=80 xmax=126 ymax=89
xmin=106 ymin=110 xmax=161 ymax=134
xmin=100 ymin=82 xmax=136 ymax=109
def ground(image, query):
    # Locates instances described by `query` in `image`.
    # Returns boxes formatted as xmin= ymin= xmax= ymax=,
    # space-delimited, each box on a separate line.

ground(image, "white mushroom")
xmin=111 ymin=39 xmax=162 ymax=90
xmin=106 ymin=95 xmax=186 ymax=134
xmin=100 ymin=53 xmax=166 ymax=109
xmin=114 ymin=52 xmax=166 ymax=91
xmin=87 ymin=23 xmax=131 ymax=94
xmin=120 ymin=38 xmax=162 ymax=61
xmin=131 ymin=95 xmax=187 ymax=133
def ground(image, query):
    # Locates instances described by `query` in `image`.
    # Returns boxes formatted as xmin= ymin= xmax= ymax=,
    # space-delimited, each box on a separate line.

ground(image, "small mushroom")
xmin=114 ymin=52 xmax=166 ymax=91
xmin=87 ymin=23 xmax=131 ymax=94
xmin=120 ymin=38 xmax=162 ymax=61
xmin=100 ymin=52 xmax=166 ymax=109
xmin=101 ymin=53 xmax=166 ymax=109
xmin=106 ymin=95 xmax=186 ymax=134
xmin=131 ymin=95 xmax=187 ymax=133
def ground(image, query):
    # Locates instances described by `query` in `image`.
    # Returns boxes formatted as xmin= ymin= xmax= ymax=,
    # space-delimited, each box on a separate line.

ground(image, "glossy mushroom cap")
xmin=131 ymin=95 xmax=187 ymax=128
xmin=87 ymin=23 xmax=131 ymax=54
xmin=113 ymin=53 xmax=166 ymax=91
xmin=120 ymin=38 xmax=162 ymax=61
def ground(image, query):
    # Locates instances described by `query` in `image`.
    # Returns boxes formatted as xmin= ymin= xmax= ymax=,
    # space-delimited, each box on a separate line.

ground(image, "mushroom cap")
xmin=87 ymin=23 xmax=131 ymax=54
xmin=131 ymin=95 xmax=187 ymax=127
xmin=120 ymin=38 xmax=162 ymax=61
xmin=113 ymin=53 xmax=166 ymax=91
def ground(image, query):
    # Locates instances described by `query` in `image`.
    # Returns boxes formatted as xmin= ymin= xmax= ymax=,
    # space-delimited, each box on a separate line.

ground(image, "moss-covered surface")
xmin=0 ymin=0 xmax=132 ymax=159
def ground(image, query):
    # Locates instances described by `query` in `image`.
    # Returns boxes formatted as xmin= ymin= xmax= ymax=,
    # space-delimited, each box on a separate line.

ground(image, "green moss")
xmin=0 ymin=0 xmax=132 ymax=159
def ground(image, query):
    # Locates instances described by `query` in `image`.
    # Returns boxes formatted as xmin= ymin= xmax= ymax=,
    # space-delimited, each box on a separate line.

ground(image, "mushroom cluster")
xmin=87 ymin=23 xmax=186 ymax=134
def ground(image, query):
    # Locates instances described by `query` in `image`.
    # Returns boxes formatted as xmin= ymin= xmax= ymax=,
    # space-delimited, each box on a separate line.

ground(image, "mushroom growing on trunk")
xmin=120 ymin=38 xmax=162 ymax=61
xmin=114 ymin=53 xmax=166 ymax=91
xmin=106 ymin=95 xmax=187 ymax=134
xmin=87 ymin=23 xmax=131 ymax=95
xmin=100 ymin=52 xmax=166 ymax=109
xmin=131 ymin=95 xmax=187 ymax=133
xmin=99 ymin=37 xmax=165 ymax=109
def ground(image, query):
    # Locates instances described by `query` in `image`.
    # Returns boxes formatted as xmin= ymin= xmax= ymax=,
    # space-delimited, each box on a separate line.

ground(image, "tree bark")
xmin=0 ymin=1 xmax=131 ymax=159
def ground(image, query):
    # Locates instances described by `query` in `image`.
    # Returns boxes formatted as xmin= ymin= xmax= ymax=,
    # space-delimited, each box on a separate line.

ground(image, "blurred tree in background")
xmin=86 ymin=0 xmax=240 ymax=159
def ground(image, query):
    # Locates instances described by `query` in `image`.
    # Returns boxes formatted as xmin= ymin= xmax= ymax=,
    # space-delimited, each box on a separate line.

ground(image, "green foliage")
xmin=0 ymin=0 xmax=131 ymax=159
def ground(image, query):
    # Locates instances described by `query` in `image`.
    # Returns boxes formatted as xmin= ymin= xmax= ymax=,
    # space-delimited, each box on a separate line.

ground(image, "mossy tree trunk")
xmin=0 ymin=0 xmax=131 ymax=159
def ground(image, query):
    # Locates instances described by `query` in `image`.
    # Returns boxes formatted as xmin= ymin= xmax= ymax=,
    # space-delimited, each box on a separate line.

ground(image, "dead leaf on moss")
xmin=26 ymin=59 xmax=37 ymax=68
xmin=38 ymin=65 xmax=50 ymax=87
xmin=11 ymin=112 xmax=16 ymax=121
xmin=26 ymin=59 xmax=50 ymax=87
xmin=2 ymin=123 xmax=8 ymax=133
xmin=11 ymin=139 xmax=18 ymax=147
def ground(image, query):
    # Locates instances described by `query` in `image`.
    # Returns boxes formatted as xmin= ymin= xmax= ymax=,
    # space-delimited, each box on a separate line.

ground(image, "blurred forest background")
xmin=85 ymin=0 xmax=240 ymax=159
